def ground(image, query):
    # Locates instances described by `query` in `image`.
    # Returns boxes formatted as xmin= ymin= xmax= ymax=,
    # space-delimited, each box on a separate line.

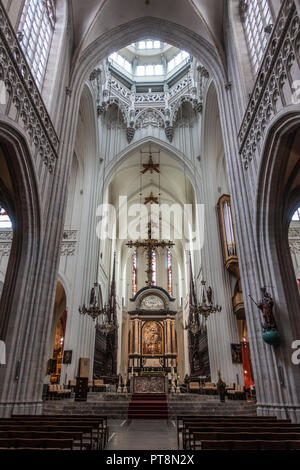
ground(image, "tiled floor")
xmin=107 ymin=419 xmax=177 ymax=450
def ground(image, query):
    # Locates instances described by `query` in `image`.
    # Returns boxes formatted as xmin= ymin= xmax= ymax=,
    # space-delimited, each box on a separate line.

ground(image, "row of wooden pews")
xmin=0 ymin=414 xmax=108 ymax=450
xmin=177 ymin=416 xmax=300 ymax=450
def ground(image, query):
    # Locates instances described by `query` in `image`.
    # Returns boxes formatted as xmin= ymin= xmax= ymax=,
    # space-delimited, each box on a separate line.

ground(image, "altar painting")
xmin=142 ymin=321 xmax=163 ymax=355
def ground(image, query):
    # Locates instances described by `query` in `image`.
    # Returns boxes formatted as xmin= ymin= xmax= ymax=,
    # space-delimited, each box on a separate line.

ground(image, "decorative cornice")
xmin=0 ymin=230 xmax=12 ymax=240
xmin=238 ymin=0 xmax=298 ymax=170
xmin=289 ymin=225 xmax=300 ymax=254
xmin=0 ymin=229 xmax=77 ymax=256
xmin=60 ymin=230 xmax=77 ymax=256
xmin=98 ymin=64 xmax=208 ymax=143
xmin=0 ymin=229 xmax=12 ymax=256
xmin=0 ymin=2 xmax=59 ymax=173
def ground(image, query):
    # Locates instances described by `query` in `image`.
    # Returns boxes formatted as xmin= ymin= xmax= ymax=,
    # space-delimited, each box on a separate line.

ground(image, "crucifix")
xmin=126 ymin=222 xmax=174 ymax=286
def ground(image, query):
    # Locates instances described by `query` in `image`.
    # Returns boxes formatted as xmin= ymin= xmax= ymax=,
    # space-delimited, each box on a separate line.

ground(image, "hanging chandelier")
xmin=196 ymin=281 xmax=222 ymax=318
xmin=79 ymin=283 xmax=118 ymax=335
xmin=79 ymin=283 xmax=103 ymax=320
xmin=95 ymin=303 xmax=118 ymax=335
xmin=185 ymin=281 xmax=222 ymax=335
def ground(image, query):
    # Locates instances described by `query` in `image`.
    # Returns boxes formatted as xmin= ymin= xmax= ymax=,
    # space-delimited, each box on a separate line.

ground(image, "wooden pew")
xmin=0 ymin=431 xmax=83 ymax=450
xmin=182 ymin=422 xmax=300 ymax=448
xmin=11 ymin=415 xmax=108 ymax=445
xmin=0 ymin=438 xmax=74 ymax=450
xmin=0 ymin=423 xmax=98 ymax=450
xmin=200 ymin=440 xmax=300 ymax=450
xmin=176 ymin=416 xmax=290 ymax=448
xmin=190 ymin=432 xmax=300 ymax=450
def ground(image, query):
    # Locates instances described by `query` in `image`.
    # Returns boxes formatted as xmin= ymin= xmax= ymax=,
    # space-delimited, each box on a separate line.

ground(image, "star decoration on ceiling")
xmin=141 ymin=154 xmax=160 ymax=174
xmin=144 ymin=191 xmax=159 ymax=205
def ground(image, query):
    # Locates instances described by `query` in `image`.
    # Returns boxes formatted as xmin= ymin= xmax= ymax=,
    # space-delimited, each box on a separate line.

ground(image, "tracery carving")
xmin=0 ymin=3 xmax=59 ymax=173
xmin=97 ymin=61 xmax=208 ymax=143
xmin=135 ymin=109 xmax=165 ymax=129
xmin=238 ymin=0 xmax=298 ymax=170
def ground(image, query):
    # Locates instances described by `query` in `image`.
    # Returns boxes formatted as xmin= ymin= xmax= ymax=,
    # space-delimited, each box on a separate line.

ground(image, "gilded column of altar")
xmin=163 ymin=320 xmax=167 ymax=354
xmin=138 ymin=320 xmax=141 ymax=355
xmin=130 ymin=320 xmax=134 ymax=354
xmin=171 ymin=320 xmax=176 ymax=354
xmin=167 ymin=319 xmax=172 ymax=354
xmin=134 ymin=318 xmax=139 ymax=354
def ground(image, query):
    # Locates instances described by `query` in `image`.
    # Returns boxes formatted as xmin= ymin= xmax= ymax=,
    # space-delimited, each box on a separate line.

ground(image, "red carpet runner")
xmin=128 ymin=393 xmax=168 ymax=419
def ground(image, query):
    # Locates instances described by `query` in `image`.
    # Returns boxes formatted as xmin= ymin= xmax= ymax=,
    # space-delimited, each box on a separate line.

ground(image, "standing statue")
xmin=258 ymin=287 xmax=277 ymax=330
xmin=217 ymin=370 xmax=226 ymax=403
xmin=249 ymin=287 xmax=280 ymax=346
xmin=90 ymin=287 xmax=95 ymax=305
xmin=207 ymin=286 xmax=212 ymax=305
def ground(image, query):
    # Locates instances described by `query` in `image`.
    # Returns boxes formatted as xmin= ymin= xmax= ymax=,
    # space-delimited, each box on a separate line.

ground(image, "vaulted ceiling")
xmin=70 ymin=0 xmax=225 ymax=61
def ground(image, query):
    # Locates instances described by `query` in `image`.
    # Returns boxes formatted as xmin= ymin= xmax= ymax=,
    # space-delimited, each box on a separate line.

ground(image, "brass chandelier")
xmin=79 ymin=282 xmax=118 ymax=336
xmin=185 ymin=281 xmax=222 ymax=335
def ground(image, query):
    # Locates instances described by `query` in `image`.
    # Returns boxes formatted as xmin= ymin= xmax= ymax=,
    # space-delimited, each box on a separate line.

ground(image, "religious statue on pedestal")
xmin=250 ymin=287 xmax=280 ymax=346
xmin=257 ymin=287 xmax=277 ymax=331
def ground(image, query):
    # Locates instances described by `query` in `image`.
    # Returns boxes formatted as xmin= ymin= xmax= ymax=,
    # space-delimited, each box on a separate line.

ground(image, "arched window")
xmin=241 ymin=0 xmax=273 ymax=75
xmin=292 ymin=207 xmax=300 ymax=221
xmin=132 ymin=251 xmax=137 ymax=296
xmin=289 ymin=207 xmax=300 ymax=295
xmin=18 ymin=0 xmax=56 ymax=89
xmin=0 ymin=207 xmax=12 ymax=229
xmin=167 ymin=249 xmax=172 ymax=296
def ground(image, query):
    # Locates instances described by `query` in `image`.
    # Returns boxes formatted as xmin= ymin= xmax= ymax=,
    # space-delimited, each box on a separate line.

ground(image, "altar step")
xmin=43 ymin=394 xmax=257 ymax=419
xmin=128 ymin=393 xmax=168 ymax=419
xmin=168 ymin=400 xmax=257 ymax=418
xmin=131 ymin=393 xmax=166 ymax=401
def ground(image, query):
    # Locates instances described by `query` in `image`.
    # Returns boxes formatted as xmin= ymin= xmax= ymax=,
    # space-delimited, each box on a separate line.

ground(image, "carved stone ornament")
xmin=140 ymin=295 xmax=165 ymax=310
xmin=126 ymin=126 xmax=135 ymax=143
xmin=165 ymin=125 xmax=174 ymax=142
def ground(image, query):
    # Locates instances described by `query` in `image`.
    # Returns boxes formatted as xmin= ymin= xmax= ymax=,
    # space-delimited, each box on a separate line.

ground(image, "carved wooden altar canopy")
xmin=128 ymin=287 xmax=177 ymax=374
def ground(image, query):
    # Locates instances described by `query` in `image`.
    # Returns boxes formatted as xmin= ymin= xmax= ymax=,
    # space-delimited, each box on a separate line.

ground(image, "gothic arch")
xmin=104 ymin=136 xmax=199 ymax=194
xmin=256 ymin=108 xmax=300 ymax=335
xmin=255 ymin=108 xmax=300 ymax=417
xmin=0 ymin=122 xmax=43 ymax=415
xmin=0 ymin=123 xmax=41 ymax=338
xmin=58 ymin=17 xmax=231 ymax=193
xmin=172 ymin=96 xmax=195 ymax=123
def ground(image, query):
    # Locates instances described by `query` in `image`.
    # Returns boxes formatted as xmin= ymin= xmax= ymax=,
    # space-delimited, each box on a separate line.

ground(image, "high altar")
xmin=127 ymin=287 xmax=177 ymax=392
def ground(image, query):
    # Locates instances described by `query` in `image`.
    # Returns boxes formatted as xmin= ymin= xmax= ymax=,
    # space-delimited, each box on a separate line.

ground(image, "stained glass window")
xmin=0 ymin=207 xmax=12 ymax=229
xmin=167 ymin=249 xmax=172 ymax=296
xmin=19 ymin=0 xmax=56 ymax=89
xmin=132 ymin=251 xmax=137 ymax=296
xmin=243 ymin=0 xmax=272 ymax=75
xmin=292 ymin=208 xmax=300 ymax=221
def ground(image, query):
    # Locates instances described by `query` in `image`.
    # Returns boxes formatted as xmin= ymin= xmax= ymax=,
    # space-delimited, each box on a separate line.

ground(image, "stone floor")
xmin=106 ymin=419 xmax=177 ymax=450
